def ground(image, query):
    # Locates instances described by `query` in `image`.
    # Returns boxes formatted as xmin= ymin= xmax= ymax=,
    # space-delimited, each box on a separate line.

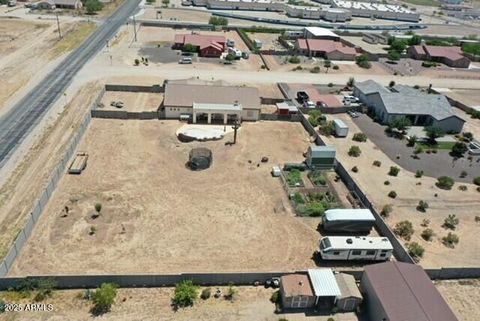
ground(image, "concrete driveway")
xmin=352 ymin=114 xmax=480 ymax=183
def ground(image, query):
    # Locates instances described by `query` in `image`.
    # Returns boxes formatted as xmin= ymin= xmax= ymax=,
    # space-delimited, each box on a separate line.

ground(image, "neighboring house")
xmin=53 ymin=0 xmax=82 ymax=9
xmin=362 ymin=33 xmax=389 ymax=45
xmin=408 ymin=45 xmax=470 ymax=68
xmin=280 ymin=274 xmax=316 ymax=309
xmin=162 ymin=79 xmax=260 ymax=123
xmin=296 ymin=39 xmax=357 ymax=60
xmin=173 ymin=34 xmax=226 ymax=57
xmin=361 ymin=262 xmax=459 ymax=321
xmin=32 ymin=0 xmax=56 ymax=9
xmin=335 ymin=273 xmax=363 ymax=312
xmin=353 ymin=80 xmax=465 ymax=133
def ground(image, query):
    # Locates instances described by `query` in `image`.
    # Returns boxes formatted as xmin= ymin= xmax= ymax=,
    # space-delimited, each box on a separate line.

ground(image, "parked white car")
xmin=303 ymin=100 xmax=315 ymax=108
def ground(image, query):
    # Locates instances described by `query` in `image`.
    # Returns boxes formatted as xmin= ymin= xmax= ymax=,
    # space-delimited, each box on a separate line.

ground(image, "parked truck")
xmin=333 ymin=119 xmax=348 ymax=137
xmin=322 ymin=209 xmax=375 ymax=233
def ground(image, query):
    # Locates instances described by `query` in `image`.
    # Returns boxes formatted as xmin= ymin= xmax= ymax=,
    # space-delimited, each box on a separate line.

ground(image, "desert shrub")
xmin=332 ymin=65 xmax=339 ymax=70
xmin=473 ymin=176 xmax=480 ymax=186
xmin=0 ymin=299 xmax=5 ymax=313
xmin=381 ymin=204 xmax=393 ymax=218
xmin=408 ymin=242 xmax=425 ymax=261
xmin=442 ymin=232 xmax=459 ymax=248
xmin=348 ymin=146 xmax=361 ymax=157
xmin=373 ymin=160 xmax=381 ymax=167
xmin=416 ymin=200 xmax=429 ymax=212
xmin=394 ymin=220 xmax=414 ymax=240
xmin=200 ymin=288 xmax=211 ymax=300
xmin=460 ymin=170 xmax=468 ymax=178
xmin=458 ymin=185 xmax=467 ymax=191
xmin=414 ymin=146 xmax=424 ymax=155
xmin=318 ymin=121 xmax=335 ymax=136
xmin=352 ymin=166 xmax=358 ymax=173
xmin=384 ymin=180 xmax=390 ymax=185
xmin=92 ymin=283 xmax=118 ymax=315
xmin=172 ymin=280 xmax=199 ymax=308
xmin=225 ymin=285 xmax=238 ymax=301
xmin=475 ymin=216 xmax=480 ymax=223
xmin=288 ymin=56 xmax=300 ymax=64
xmin=415 ymin=170 xmax=424 ymax=178
xmin=407 ymin=135 xmax=417 ymax=147
xmin=388 ymin=166 xmax=400 ymax=177
xmin=310 ymin=66 xmax=320 ymax=73
xmin=355 ymin=54 xmax=371 ymax=69
xmin=443 ymin=214 xmax=459 ymax=230
xmin=327 ymin=82 xmax=334 ymax=87
xmin=388 ymin=191 xmax=397 ymax=198
xmin=421 ymin=228 xmax=434 ymax=241
xmin=134 ymin=59 xmax=140 ymax=66
xmin=352 ymin=132 xmax=367 ymax=142
xmin=436 ymin=176 xmax=454 ymax=190
xmin=95 ymin=203 xmax=102 ymax=213
xmin=270 ymin=290 xmax=280 ymax=303
xmin=308 ymin=171 xmax=326 ymax=186
xmin=450 ymin=142 xmax=468 ymax=157
xmin=293 ymin=192 xmax=304 ymax=204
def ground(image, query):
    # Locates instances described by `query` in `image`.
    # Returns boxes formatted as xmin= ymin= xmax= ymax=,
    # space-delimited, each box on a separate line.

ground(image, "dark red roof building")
xmin=408 ymin=45 xmax=470 ymax=68
xmin=361 ymin=262 xmax=458 ymax=321
xmin=173 ymin=34 xmax=226 ymax=57
xmin=296 ymin=39 xmax=357 ymax=60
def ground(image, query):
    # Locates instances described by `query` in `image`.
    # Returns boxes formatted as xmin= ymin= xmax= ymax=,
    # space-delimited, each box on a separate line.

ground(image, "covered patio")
xmin=192 ymin=103 xmax=242 ymax=124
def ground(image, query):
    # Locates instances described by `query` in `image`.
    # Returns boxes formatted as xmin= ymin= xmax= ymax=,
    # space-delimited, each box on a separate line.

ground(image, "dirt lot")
xmin=0 ymin=18 xmax=96 ymax=113
xmin=246 ymin=32 xmax=283 ymax=51
xmin=0 ymin=82 xmax=102 ymax=262
xmin=0 ymin=286 xmax=361 ymax=321
xmin=101 ymin=91 xmax=164 ymax=112
xmin=10 ymin=120 xmax=321 ymax=275
xmin=435 ymin=279 xmax=480 ymax=321
xmin=320 ymin=113 xmax=480 ymax=268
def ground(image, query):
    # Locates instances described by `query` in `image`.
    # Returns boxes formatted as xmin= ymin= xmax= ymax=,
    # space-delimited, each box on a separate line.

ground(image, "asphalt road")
xmin=0 ymin=0 xmax=141 ymax=167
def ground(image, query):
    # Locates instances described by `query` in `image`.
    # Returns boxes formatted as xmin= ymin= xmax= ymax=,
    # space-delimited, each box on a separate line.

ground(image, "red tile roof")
xmin=424 ymin=46 xmax=465 ymax=61
xmin=412 ymin=45 xmax=426 ymax=55
xmin=297 ymin=39 xmax=356 ymax=55
xmin=200 ymin=42 xmax=223 ymax=51
xmin=174 ymin=34 xmax=226 ymax=48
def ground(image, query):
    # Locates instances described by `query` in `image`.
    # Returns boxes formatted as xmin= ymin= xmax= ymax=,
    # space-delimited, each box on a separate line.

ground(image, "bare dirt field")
xmin=101 ymin=91 xmax=164 ymax=112
xmin=0 ymin=19 xmax=96 ymax=113
xmin=320 ymin=113 xmax=480 ymax=268
xmin=246 ymin=32 xmax=282 ymax=51
xmin=0 ymin=286 xmax=360 ymax=321
xmin=10 ymin=120 xmax=321 ymax=275
xmin=435 ymin=279 xmax=480 ymax=321
xmin=0 ymin=82 xmax=102 ymax=262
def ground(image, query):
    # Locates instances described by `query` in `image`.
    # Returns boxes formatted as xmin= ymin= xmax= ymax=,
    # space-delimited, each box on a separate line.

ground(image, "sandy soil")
xmin=436 ymin=279 xmax=480 ymax=321
xmin=0 ymin=286 xmax=360 ymax=321
xmin=10 ymin=120 xmax=320 ymax=275
xmin=321 ymin=113 xmax=480 ymax=268
xmin=0 ymin=82 xmax=102 ymax=261
xmin=0 ymin=18 xmax=95 ymax=113
xmin=100 ymin=91 xmax=164 ymax=112
xmin=246 ymin=32 xmax=282 ymax=51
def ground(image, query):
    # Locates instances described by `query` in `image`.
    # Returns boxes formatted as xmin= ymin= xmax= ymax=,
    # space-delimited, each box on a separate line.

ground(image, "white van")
xmin=179 ymin=57 xmax=192 ymax=64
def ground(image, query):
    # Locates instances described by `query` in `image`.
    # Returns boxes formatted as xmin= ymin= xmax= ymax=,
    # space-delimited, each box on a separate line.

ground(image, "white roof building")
xmin=304 ymin=27 xmax=340 ymax=40
xmin=324 ymin=209 xmax=375 ymax=221
xmin=322 ymin=236 xmax=393 ymax=250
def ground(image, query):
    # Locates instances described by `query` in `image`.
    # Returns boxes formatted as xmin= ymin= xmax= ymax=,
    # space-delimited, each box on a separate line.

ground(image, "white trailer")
xmin=322 ymin=209 xmax=375 ymax=233
xmin=333 ymin=119 xmax=348 ymax=137
xmin=254 ymin=39 xmax=262 ymax=49
xmin=319 ymin=236 xmax=393 ymax=261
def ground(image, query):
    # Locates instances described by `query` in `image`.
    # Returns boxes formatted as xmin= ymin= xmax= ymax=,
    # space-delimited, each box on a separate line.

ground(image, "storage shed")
xmin=361 ymin=262 xmax=458 ymax=321
xmin=335 ymin=273 xmax=362 ymax=312
xmin=333 ymin=119 xmax=348 ymax=137
xmin=280 ymin=274 xmax=316 ymax=308
xmin=305 ymin=145 xmax=336 ymax=169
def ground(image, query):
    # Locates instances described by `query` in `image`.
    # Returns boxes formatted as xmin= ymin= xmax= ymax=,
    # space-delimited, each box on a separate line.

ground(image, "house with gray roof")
xmin=353 ymin=80 xmax=465 ymax=133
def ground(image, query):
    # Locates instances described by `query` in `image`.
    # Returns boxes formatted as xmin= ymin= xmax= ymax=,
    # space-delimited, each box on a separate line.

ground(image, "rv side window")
xmin=381 ymin=250 xmax=389 ymax=253
xmin=352 ymin=250 xmax=361 ymax=255
xmin=380 ymin=253 xmax=387 ymax=257
xmin=333 ymin=251 xmax=340 ymax=255
xmin=366 ymin=250 xmax=376 ymax=255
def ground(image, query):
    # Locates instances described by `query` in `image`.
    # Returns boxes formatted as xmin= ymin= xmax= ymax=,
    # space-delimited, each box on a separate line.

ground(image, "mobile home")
xmin=322 ymin=209 xmax=375 ymax=233
xmin=319 ymin=236 xmax=393 ymax=261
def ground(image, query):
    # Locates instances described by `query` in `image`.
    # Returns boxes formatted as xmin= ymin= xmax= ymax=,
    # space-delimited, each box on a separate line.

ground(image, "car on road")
xmin=347 ymin=110 xmax=359 ymax=118
xmin=297 ymin=91 xmax=309 ymax=103
xmin=179 ymin=57 xmax=192 ymax=64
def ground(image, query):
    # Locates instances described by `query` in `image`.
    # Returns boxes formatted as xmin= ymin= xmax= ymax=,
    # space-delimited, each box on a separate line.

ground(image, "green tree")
xmin=421 ymin=228 xmax=434 ymax=241
xmin=436 ymin=176 xmax=454 ymax=190
xmin=408 ymin=242 xmax=425 ymax=262
xmin=390 ymin=39 xmax=407 ymax=53
xmin=324 ymin=59 xmax=331 ymax=73
xmin=92 ymin=283 xmax=117 ymax=315
xmin=450 ymin=142 xmax=468 ymax=157
xmin=394 ymin=220 xmax=414 ymax=240
xmin=85 ymin=0 xmax=104 ymax=14
xmin=172 ymin=280 xmax=199 ymax=308
xmin=348 ymin=146 xmax=361 ymax=157
xmin=408 ymin=34 xmax=422 ymax=46
xmin=425 ymin=126 xmax=445 ymax=144
xmin=387 ymin=50 xmax=400 ymax=61
xmin=162 ymin=0 xmax=170 ymax=6
xmin=389 ymin=116 xmax=412 ymax=132
xmin=462 ymin=43 xmax=480 ymax=56
xmin=347 ymin=77 xmax=355 ymax=87
xmin=355 ymin=54 xmax=371 ymax=69
xmin=183 ymin=43 xmax=198 ymax=53
xmin=209 ymin=16 xmax=228 ymax=26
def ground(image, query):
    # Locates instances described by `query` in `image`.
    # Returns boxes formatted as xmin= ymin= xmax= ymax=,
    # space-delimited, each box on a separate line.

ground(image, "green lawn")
xmin=416 ymin=141 xmax=456 ymax=150
xmin=400 ymin=0 xmax=438 ymax=7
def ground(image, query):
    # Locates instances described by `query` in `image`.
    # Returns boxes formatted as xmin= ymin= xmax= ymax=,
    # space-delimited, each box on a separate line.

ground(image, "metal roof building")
xmin=335 ymin=273 xmax=363 ymax=312
xmin=307 ymin=269 xmax=341 ymax=297
xmin=324 ymin=209 xmax=375 ymax=222
xmin=361 ymin=262 xmax=459 ymax=321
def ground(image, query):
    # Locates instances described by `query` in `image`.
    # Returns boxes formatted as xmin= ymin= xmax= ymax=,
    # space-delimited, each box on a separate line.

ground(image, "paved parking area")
xmin=352 ymin=114 xmax=480 ymax=183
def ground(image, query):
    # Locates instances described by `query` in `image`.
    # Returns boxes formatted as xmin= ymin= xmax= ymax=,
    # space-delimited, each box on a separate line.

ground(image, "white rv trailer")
xmin=319 ymin=236 xmax=393 ymax=261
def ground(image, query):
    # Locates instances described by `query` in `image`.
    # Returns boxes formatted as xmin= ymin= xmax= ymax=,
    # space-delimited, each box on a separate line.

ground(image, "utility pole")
xmin=132 ymin=14 xmax=138 ymax=42
xmin=56 ymin=14 xmax=62 ymax=39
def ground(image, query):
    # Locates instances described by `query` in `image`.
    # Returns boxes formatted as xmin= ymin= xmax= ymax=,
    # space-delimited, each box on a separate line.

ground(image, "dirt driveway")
xmin=10 ymin=120 xmax=320 ymax=275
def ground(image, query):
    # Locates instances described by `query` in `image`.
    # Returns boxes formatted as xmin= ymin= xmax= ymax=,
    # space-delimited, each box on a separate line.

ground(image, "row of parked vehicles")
xmin=318 ymin=209 xmax=394 ymax=261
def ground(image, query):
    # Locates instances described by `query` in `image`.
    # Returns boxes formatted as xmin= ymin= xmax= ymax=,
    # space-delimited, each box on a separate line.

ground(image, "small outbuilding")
xmin=305 ymin=145 xmax=336 ymax=169
xmin=280 ymin=274 xmax=316 ymax=309
xmin=276 ymin=100 xmax=298 ymax=116
xmin=308 ymin=269 xmax=341 ymax=310
xmin=333 ymin=119 xmax=348 ymax=137
xmin=335 ymin=273 xmax=362 ymax=312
